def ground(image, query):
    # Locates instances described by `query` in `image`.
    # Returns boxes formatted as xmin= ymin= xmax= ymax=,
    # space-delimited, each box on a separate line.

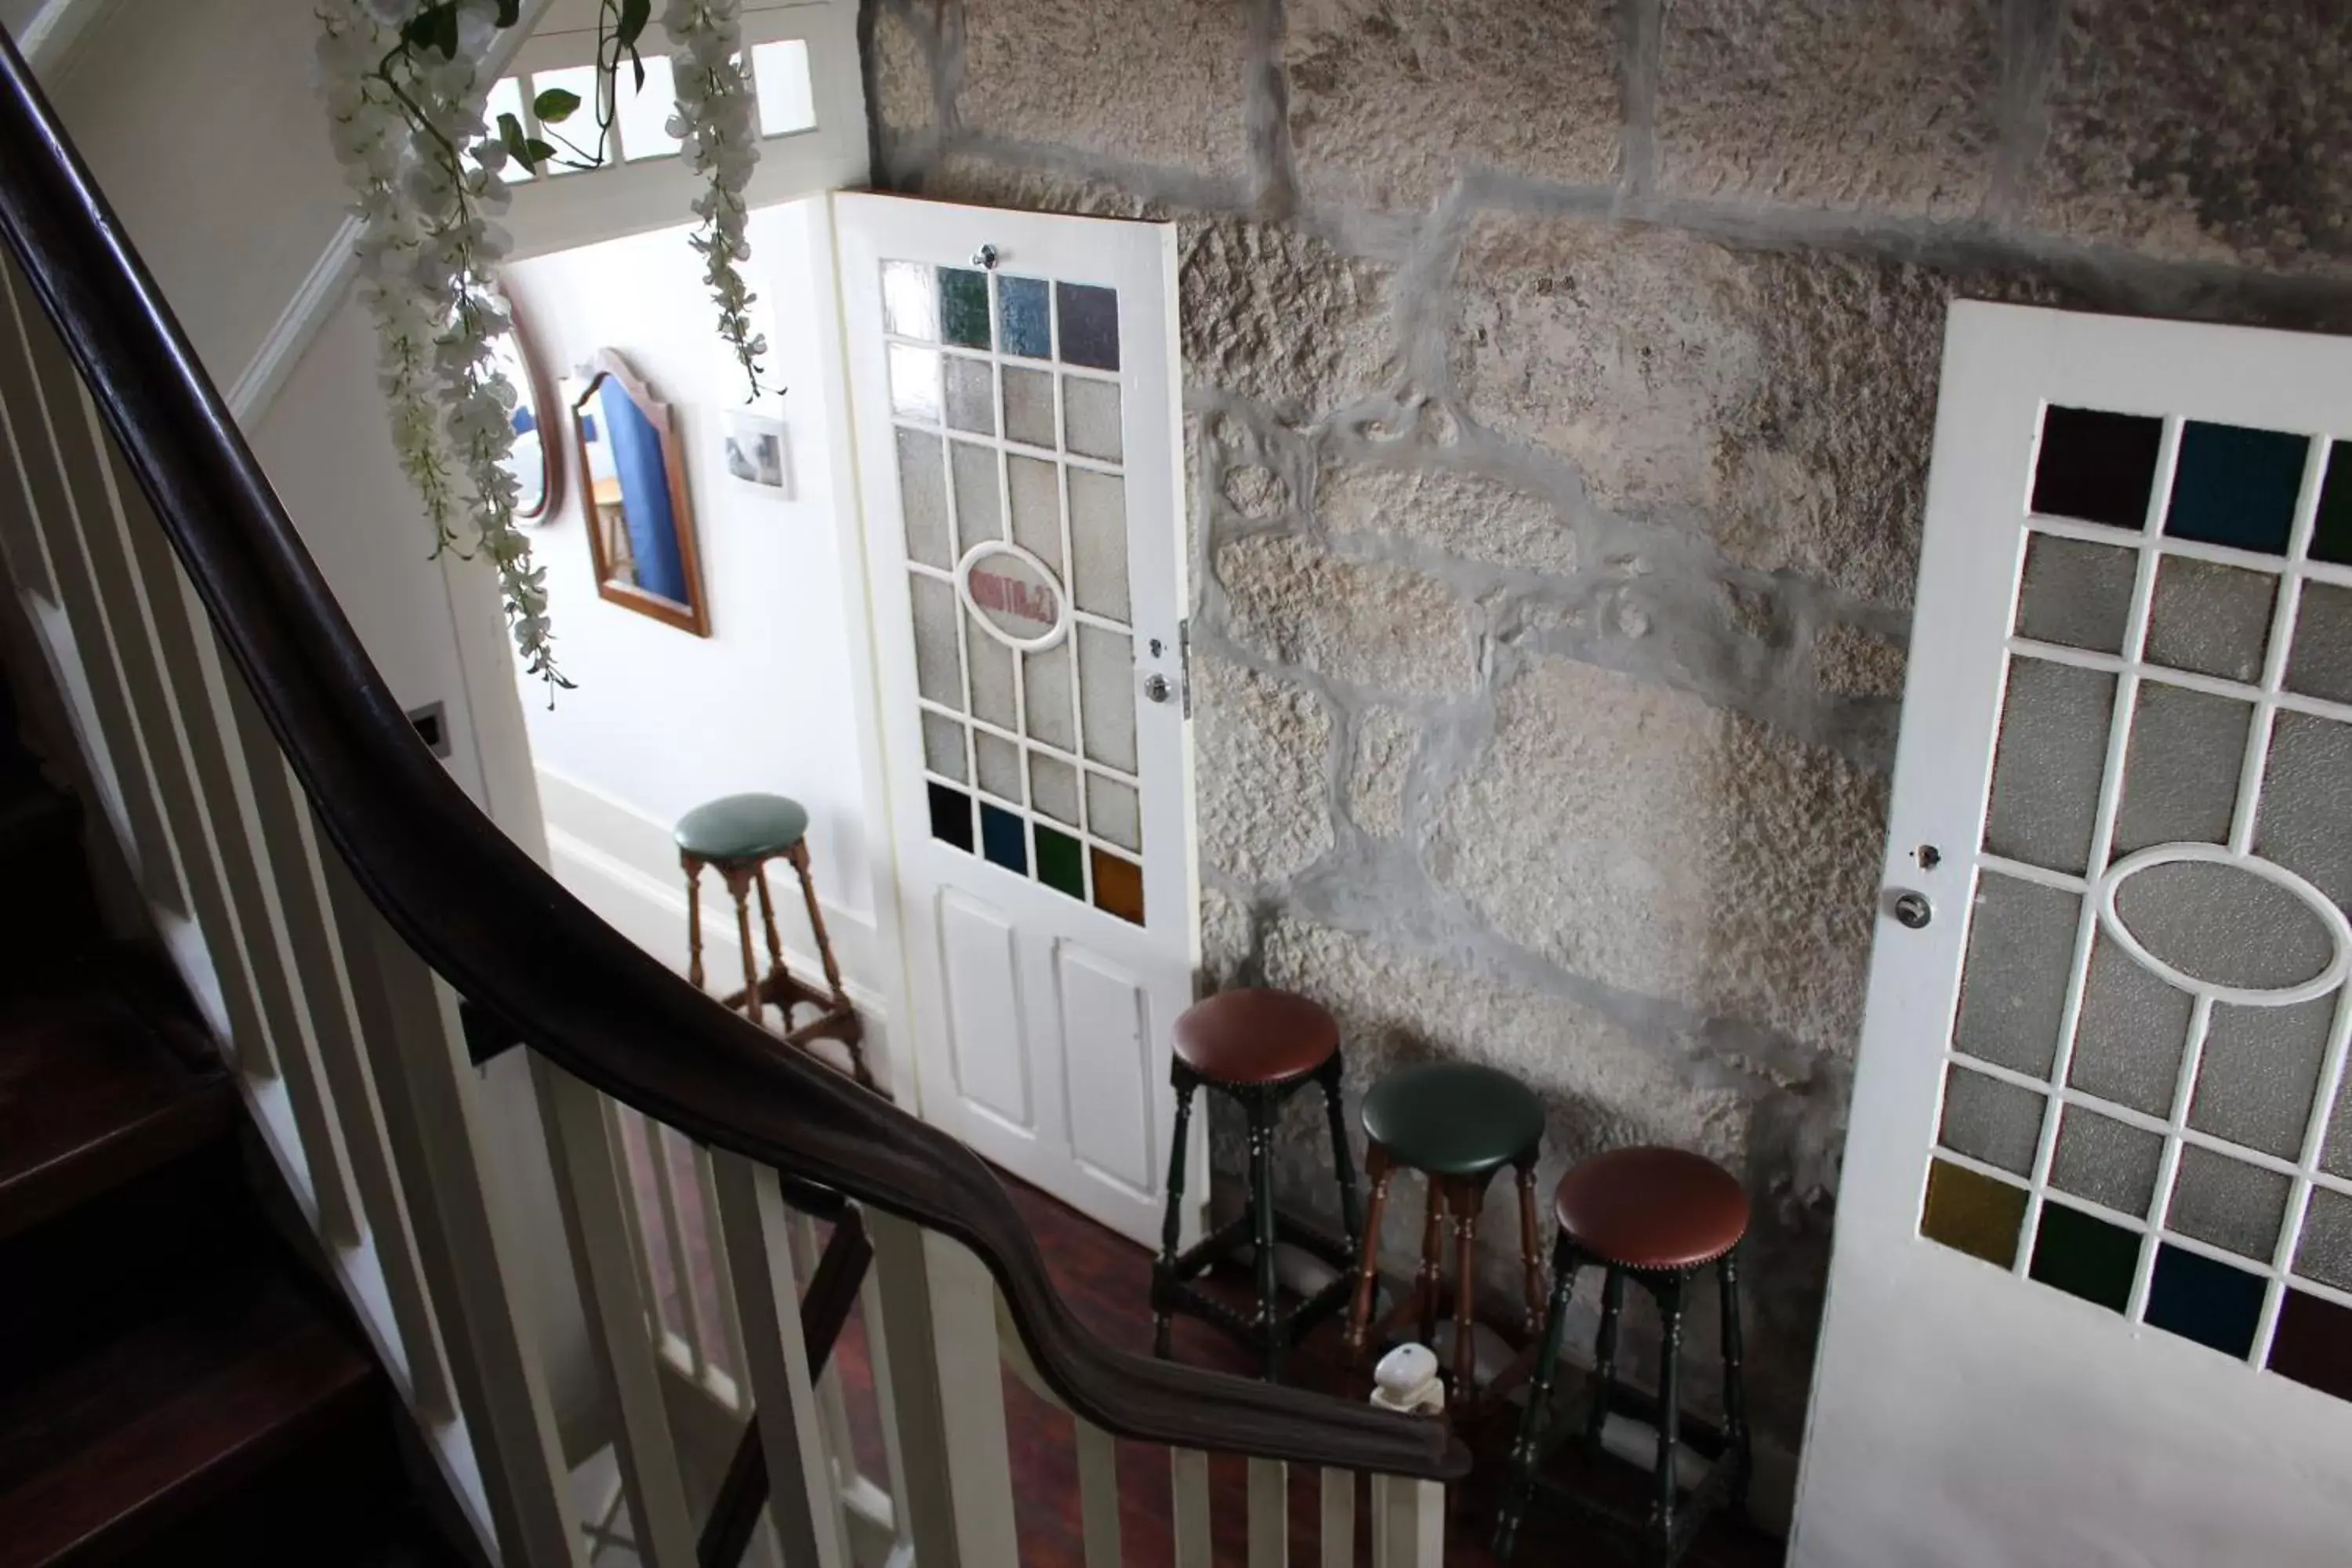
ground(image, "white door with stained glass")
xmin=835 ymin=194 xmax=1196 ymax=1246
xmin=1795 ymin=303 xmax=2352 ymax=1565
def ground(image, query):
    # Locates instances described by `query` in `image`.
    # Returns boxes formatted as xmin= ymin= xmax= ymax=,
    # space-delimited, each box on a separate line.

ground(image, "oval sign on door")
xmin=956 ymin=541 xmax=1069 ymax=651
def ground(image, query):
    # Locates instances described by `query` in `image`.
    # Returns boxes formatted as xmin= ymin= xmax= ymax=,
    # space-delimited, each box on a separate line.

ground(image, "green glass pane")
xmin=939 ymin=267 xmax=990 ymax=350
xmin=1035 ymin=823 xmax=1084 ymax=898
xmin=2029 ymin=1203 xmax=2140 ymax=1312
xmin=1920 ymin=1159 xmax=2027 ymax=1270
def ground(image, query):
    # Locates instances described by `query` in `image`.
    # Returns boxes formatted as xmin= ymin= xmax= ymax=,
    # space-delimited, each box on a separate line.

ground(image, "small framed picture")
xmin=720 ymin=409 xmax=791 ymax=498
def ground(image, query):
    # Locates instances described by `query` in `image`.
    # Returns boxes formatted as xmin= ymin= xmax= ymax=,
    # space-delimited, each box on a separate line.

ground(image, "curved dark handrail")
xmin=0 ymin=34 xmax=1464 ymax=1481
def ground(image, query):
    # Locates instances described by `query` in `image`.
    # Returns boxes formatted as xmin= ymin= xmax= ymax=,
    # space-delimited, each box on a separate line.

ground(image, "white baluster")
xmin=1171 ymin=1447 xmax=1212 ymax=1568
xmin=1319 ymin=1467 xmax=1355 ymax=1568
xmin=1074 ymin=1419 xmax=1122 ymax=1568
xmin=1247 ymin=1457 xmax=1288 ymax=1567
xmin=1370 ymin=1344 xmax=1446 ymax=1568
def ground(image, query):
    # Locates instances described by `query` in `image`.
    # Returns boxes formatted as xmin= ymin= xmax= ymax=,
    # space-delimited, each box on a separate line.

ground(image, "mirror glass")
xmin=492 ymin=323 xmax=553 ymax=520
xmin=570 ymin=350 xmax=709 ymax=636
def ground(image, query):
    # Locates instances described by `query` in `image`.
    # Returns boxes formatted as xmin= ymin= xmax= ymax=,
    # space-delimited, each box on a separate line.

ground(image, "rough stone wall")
xmin=858 ymin=0 xmax=2352 ymax=1473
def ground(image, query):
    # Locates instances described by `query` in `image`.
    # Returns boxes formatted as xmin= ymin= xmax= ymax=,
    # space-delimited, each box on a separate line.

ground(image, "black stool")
xmin=1150 ymin=989 xmax=1360 ymax=1382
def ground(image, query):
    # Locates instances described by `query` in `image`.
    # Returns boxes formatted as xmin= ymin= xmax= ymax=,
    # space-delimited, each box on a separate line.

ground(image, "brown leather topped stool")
xmin=1151 ymin=989 xmax=1360 ymax=1382
xmin=1495 ymin=1145 xmax=1752 ymax=1565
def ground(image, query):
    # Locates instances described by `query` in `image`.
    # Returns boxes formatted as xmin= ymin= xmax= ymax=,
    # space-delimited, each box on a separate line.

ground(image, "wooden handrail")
xmin=0 ymin=34 xmax=1464 ymax=1482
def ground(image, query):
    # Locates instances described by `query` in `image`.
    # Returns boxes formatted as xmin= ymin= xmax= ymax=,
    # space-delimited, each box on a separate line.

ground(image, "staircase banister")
xmin=0 ymin=32 xmax=1465 ymax=1484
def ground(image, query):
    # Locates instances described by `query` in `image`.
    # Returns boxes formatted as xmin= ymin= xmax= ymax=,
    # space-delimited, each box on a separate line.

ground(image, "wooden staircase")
xmin=0 ymin=675 xmax=467 ymax=1566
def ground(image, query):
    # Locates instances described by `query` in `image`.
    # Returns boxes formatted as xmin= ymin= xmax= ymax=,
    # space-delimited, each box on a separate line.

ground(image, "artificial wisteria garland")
xmin=314 ymin=0 xmax=768 ymax=695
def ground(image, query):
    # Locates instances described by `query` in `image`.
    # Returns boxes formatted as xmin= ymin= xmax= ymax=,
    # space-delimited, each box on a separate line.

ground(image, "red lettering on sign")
xmin=969 ymin=567 xmax=1055 ymax=628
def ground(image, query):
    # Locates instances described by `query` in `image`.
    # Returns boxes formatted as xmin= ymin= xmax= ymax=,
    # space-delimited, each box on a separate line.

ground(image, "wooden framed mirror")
xmin=570 ymin=349 xmax=709 ymax=636
xmin=491 ymin=284 xmax=560 ymax=522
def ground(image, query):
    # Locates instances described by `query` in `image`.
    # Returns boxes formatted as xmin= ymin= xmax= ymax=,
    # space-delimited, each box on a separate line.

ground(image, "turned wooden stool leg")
xmin=1345 ymin=1144 xmax=1393 ymax=1365
xmin=1152 ymin=1065 xmax=1199 ymax=1359
xmin=724 ymin=864 xmax=763 ymax=1029
xmin=787 ymin=840 xmax=851 ymax=1008
xmin=1720 ymin=1245 xmax=1752 ymax=1513
xmin=753 ymin=862 xmax=788 ymax=1007
xmin=1495 ymin=1232 xmax=1581 ymax=1563
xmin=1585 ymin=1268 xmax=1625 ymax=1454
xmin=1515 ymin=1160 xmax=1546 ymax=1338
xmin=1650 ymin=1274 xmax=1689 ymax=1562
xmin=1416 ymin=1180 xmax=1447 ymax=1348
xmin=1247 ymin=1092 xmax=1282 ymax=1384
xmin=1450 ymin=1176 xmax=1482 ymax=1397
xmin=682 ymin=852 xmax=706 ymax=993
xmin=1316 ymin=1053 xmax=1360 ymax=1247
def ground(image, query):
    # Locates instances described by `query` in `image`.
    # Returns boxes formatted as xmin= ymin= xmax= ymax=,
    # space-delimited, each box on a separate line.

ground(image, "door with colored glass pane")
xmin=834 ymin=194 xmax=1196 ymax=1246
xmin=1795 ymin=304 xmax=2352 ymax=1565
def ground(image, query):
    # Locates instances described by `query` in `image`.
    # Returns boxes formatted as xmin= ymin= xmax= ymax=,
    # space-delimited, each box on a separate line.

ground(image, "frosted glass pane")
xmin=2285 ymin=582 xmax=2352 ymax=706
xmin=2111 ymin=684 xmax=2249 ymax=857
xmin=2192 ymin=997 xmax=2333 ymax=1160
xmin=2049 ymin=1105 xmax=2163 ymax=1218
xmin=1007 ymin=455 xmax=1063 ymax=572
xmin=2113 ymin=858 xmax=2337 ymax=993
xmin=1025 ymin=640 xmax=1076 ymax=753
xmin=1078 ymin=624 xmax=1138 ymax=774
xmin=884 ymin=260 xmax=937 ymax=341
xmin=945 ymin=355 xmax=996 ymax=435
xmin=966 ymin=610 xmax=1015 ymax=730
xmin=1063 ymin=375 xmax=1123 ymax=463
xmin=2015 ymin=535 xmax=2136 ymax=653
xmin=616 ymin=53 xmax=681 ymax=159
xmin=2328 ymin=1065 xmax=2352 ymax=1181
xmin=896 ymin=428 xmax=950 ymax=570
xmin=2169 ymin=1145 xmax=2288 ymax=1261
xmin=2145 ymin=556 xmax=2276 ymax=684
xmin=751 ymin=38 xmax=816 ymax=135
xmin=1937 ymin=1065 xmax=2045 ymax=1177
xmin=1952 ymin=872 xmax=2079 ymax=1080
xmin=1067 ymin=468 xmax=1131 ymax=622
xmin=1087 ymin=772 xmax=1141 ymax=853
xmin=2068 ymin=931 xmax=2192 ymax=1116
xmin=975 ymin=730 xmax=1022 ymax=805
xmin=1984 ymin=658 xmax=2116 ymax=874
xmin=950 ymin=440 xmax=1000 ymax=546
xmin=1004 ymin=366 xmax=1054 ymax=448
xmin=2257 ymin=713 xmax=2352 ymax=913
xmin=2295 ymin=1188 xmax=2352 ymax=1291
xmin=1030 ymin=750 xmax=1080 ymax=826
xmin=911 ymin=575 xmax=962 ymax=710
xmin=888 ymin=344 xmax=940 ymax=423
xmin=921 ymin=710 xmax=966 ymax=782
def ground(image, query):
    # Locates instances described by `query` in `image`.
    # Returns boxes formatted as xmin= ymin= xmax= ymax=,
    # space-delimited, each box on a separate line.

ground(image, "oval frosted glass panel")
xmin=2144 ymin=556 xmax=2276 ymax=684
xmin=1004 ymin=366 xmax=1055 ymax=449
xmin=2067 ymin=930 xmax=2193 ymax=1117
xmin=2296 ymin=1188 xmax=2352 ymax=1292
xmin=1937 ymin=1064 xmax=2045 ymax=1177
xmin=975 ymin=729 xmax=1022 ymax=806
xmin=2190 ymin=996 xmax=2334 ymax=1160
xmin=1063 ymin=375 xmax=1122 ymax=463
xmin=2112 ymin=857 xmax=2338 ymax=993
xmin=1025 ymin=639 xmax=1076 ymax=753
xmin=1087 ymin=772 xmax=1142 ymax=854
xmin=2286 ymin=581 xmax=2352 ymax=706
xmin=887 ymin=343 xmax=940 ymax=422
xmin=1077 ymin=623 xmax=1138 ymax=774
xmin=1067 ymin=468 xmax=1131 ymax=622
xmin=2014 ymin=534 xmax=2136 ymax=653
xmin=965 ymin=610 xmax=1016 ymax=731
xmin=896 ymin=427 xmax=950 ymax=570
xmin=883 ymin=260 xmax=938 ymax=340
xmin=1007 ymin=454 xmax=1063 ymax=572
xmin=2168 ymin=1144 xmax=2289 ymax=1261
xmin=964 ymin=547 xmax=1062 ymax=645
xmin=2256 ymin=712 xmax=2352 ymax=913
xmin=910 ymin=574 xmax=963 ymax=710
xmin=2111 ymin=683 xmax=2250 ymax=857
xmin=1952 ymin=871 xmax=2080 ymax=1080
xmin=944 ymin=354 xmax=996 ymax=436
xmin=1029 ymin=749 xmax=1080 ymax=827
xmin=2049 ymin=1105 xmax=2163 ymax=1218
xmin=1984 ymin=658 xmax=2118 ymax=874
xmin=949 ymin=440 xmax=1000 ymax=545
xmin=921 ymin=710 xmax=967 ymax=782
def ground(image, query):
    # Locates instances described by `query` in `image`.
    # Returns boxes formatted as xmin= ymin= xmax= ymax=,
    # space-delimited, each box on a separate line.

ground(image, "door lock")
xmin=1142 ymin=673 xmax=1173 ymax=704
xmin=1892 ymin=891 xmax=1933 ymax=930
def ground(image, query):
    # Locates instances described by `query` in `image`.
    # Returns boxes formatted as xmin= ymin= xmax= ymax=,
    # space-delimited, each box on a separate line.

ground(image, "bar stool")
xmin=1151 ymin=989 xmax=1360 ymax=1382
xmin=676 ymin=793 xmax=871 ymax=1089
xmin=1344 ymin=1062 xmax=1549 ymax=1403
xmin=1494 ymin=1145 xmax=1752 ymax=1565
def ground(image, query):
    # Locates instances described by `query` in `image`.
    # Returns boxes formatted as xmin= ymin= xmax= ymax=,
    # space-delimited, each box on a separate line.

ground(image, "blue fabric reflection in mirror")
xmin=598 ymin=381 xmax=688 ymax=602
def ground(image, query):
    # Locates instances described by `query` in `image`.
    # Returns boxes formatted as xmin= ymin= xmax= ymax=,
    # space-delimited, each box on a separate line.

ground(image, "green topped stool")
xmin=1344 ymin=1061 xmax=1549 ymax=1404
xmin=676 ymin=793 xmax=870 ymax=1089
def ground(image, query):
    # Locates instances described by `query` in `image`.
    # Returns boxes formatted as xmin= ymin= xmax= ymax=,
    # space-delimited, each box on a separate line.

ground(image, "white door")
xmin=835 ymin=194 xmax=1197 ymax=1245
xmin=1795 ymin=303 xmax=2352 ymax=1566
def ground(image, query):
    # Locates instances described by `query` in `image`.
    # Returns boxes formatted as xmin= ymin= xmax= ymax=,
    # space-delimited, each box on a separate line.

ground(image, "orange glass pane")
xmin=1920 ymin=1158 xmax=2028 ymax=1269
xmin=1090 ymin=847 xmax=1144 ymax=926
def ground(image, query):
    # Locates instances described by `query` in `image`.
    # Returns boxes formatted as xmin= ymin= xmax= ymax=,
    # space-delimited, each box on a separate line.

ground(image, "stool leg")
xmin=1345 ymin=1144 xmax=1392 ymax=1366
xmin=1450 ymin=1178 xmax=1482 ymax=1399
xmin=1317 ymin=1053 xmax=1360 ymax=1248
xmin=682 ymin=854 xmax=706 ymax=993
xmin=1152 ymin=1067 xmax=1199 ymax=1359
xmin=1415 ymin=1181 xmax=1447 ymax=1350
xmin=1584 ymin=1268 xmax=1624 ymax=1455
xmin=753 ymin=864 xmax=788 ymax=998
xmin=789 ymin=840 xmax=851 ymax=1007
xmin=1720 ymin=1245 xmax=1751 ymax=1514
xmin=1247 ymin=1092 xmax=1283 ymax=1383
xmin=1515 ymin=1160 xmax=1545 ymax=1338
xmin=724 ymin=866 xmax=762 ymax=1028
xmin=1651 ymin=1274 xmax=1689 ymax=1564
xmin=1494 ymin=1233 xmax=1580 ymax=1562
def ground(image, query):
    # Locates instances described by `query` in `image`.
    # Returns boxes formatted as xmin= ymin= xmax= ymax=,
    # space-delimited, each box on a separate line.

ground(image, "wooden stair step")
xmin=0 ymin=1265 xmax=376 ymax=1566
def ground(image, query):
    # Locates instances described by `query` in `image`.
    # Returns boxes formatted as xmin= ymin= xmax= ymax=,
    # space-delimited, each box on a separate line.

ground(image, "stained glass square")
xmin=1090 ymin=847 xmax=1144 ymax=925
xmin=1056 ymin=281 xmax=1119 ymax=372
xmin=2030 ymin=1202 xmax=2141 ymax=1313
xmin=927 ymin=782 xmax=973 ymax=852
xmin=2285 ymin=582 xmax=2352 ymax=706
xmin=2165 ymin=421 xmax=2310 ymax=556
xmin=2293 ymin=1186 xmax=2352 ymax=1293
xmin=1920 ymin=1158 xmax=2027 ymax=1269
xmin=2144 ymin=1243 xmax=2264 ymax=1358
xmin=883 ymin=260 xmax=938 ymax=340
xmin=979 ymin=801 xmax=1027 ymax=874
xmin=2031 ymin=406 xmax=2162 ymax=531
xmin=2312 ymin=441 xmax=2352 ymax=566
xmin=1951 ymin=871 xmax=2078 ymax=1080
xmin=1937 ymin=1064 xmax=2045 ymax=1177
xmin=2049 ymin=1105 xmax=2164 ymax=1218
xmin=2169 ymin=1145 xmax=2290 ymax=1262
xmin=944 ymin=354 xmax=996 ymax=436
xmin=2144 ymin=556 xmax=2276 ymax=684
xmin=2014 ymin=533 xmax=2137 ymax=652
xmin=939 ymin=267 xmax=990 ymax=349
xmin=2269 ymin=1289 xmax=2352 ymax=1403
xmin=1983 ymin=656 xmax=2116 ymax=875
xmin=1035 ymin=823 xmax=1085 ymax=899
xmin=888 ymin=344 xmax=941 ymax=423
xmin=997 ymin=275 xmax=1051 ymax=359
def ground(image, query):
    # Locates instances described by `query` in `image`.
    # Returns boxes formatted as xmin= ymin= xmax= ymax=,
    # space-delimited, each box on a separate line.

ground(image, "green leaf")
xmin=525 ymin=139 xmax=560 ymax=165
xmin=428 ymin=2 xmax=460 ymax=58
xmin=499 ymin=112 xmax=537 ymax=171
xmin=398 ymin=4 xmax=449 ymax=53
xmin=532 ymin=87 xmax=582 ymax=125
xmin=495 ymin=0 xmax=521 ymax=24
xmin=616 ymin=0 xmax=652 ymax=47
xmin=628 ymin=44 xmax=646 ymax=93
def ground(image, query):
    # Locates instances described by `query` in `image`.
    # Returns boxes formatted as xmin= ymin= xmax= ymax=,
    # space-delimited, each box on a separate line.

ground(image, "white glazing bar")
xmin=1319 ymin=1468 xmax=1354 ymax=1568
xmin=1247 ymin=1457 xmax=1288 ymax=1568
xmin=1074 ymin=1418 xmax=1123 ymax=1568
xmin=1171 ymin=1448 xmax=1212 ymax=1568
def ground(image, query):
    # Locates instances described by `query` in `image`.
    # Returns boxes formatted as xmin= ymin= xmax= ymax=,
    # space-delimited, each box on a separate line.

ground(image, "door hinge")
xmin=1178 ymin=619 xmax=1192 ymax=718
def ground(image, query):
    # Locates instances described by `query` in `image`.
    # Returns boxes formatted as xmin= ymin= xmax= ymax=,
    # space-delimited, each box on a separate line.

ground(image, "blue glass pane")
xmin=2144 ymin=1242 xmax=2263 ymax=1357
xmin=939 ymin=267 xmax=990 ymax=349
xmin=927 ymin=782 xmax=973 ymax=852
xmin=1056 ymin=282 xmax=1119 ymax=371
xmin=979 ymin=802 xmax=1028 ymax=873
xmin=2312 ymin=441 xmax=2352 ymax=566
xmin=997 ymin=276 xmax=1051 ymax=359
xmin=2165 ymin=421 xmax=2310 ymax=556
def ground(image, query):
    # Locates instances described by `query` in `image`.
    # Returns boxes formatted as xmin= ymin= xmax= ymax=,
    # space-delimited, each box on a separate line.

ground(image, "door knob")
xmin=1892 ymin=891 xmax=1932 ymax=929
xmin=1142 ymin=673 xmax=1172 ymax=704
